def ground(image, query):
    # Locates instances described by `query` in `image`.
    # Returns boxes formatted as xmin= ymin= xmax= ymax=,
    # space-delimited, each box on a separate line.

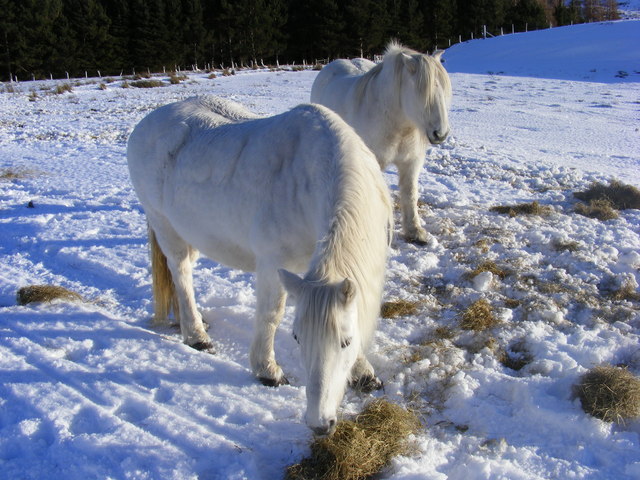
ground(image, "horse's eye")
xmin=341 ymin=338 xmax=351 ymax=349
xmin=293 ymin=333 xmax=299 ymax=344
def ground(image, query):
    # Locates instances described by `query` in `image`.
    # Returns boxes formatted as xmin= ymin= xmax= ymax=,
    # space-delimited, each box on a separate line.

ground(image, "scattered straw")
xmin=17 ymin=285 xmax=83 ymax=305
xmin=469 ymin=261 xmax=508 ymax=280
xmin=574 ymin=180 xmax=640 ymax=210
xmin=575 ymin=365 xmax=640 ymax=423
xmin=608 ymin=282 xmax=640 ymax=302
xmin=286 ymin=399 xmax=421 ymax=480
xmin=1 ymin=169 xmax=33 ymax=181
xmin=490 ymin=201 xmax=553 ymax=217
xmin=460 ymin=299 xmax=499 ymax=331
xmin=381 ymin=300 xmax=420 ymax=318
xmin=574 ymin=199 xmax=619 ymax=221
xmin=552 ymin=239 xmax=580 ymax=252
xmin=130 ymin=80 xmax=165 ymax=88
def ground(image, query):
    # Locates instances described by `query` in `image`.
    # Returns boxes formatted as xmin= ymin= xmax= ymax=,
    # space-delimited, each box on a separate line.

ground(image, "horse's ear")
xmin=402 ymin=53 xmax=418 ymax=74
xmin=432 ymin=50 xmax=445 ymax=62
xmin=339 ymin=278 xmax=356 ymax=305
xmin=279 ymin=269 xmax=303 ymax=298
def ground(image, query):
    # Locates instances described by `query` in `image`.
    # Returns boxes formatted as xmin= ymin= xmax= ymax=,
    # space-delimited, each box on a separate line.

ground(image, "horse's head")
xmin=279 ymin=269 xmax=360 ymax=436
xmin=394 ymin=47 xmax=452 ymax=145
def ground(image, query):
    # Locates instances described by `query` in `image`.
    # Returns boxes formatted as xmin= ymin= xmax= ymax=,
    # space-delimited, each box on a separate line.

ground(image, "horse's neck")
xmin=305 ymin=209 xmax=386 ymax=345
xmin=359 ymin=64 xmax=417 ymax=137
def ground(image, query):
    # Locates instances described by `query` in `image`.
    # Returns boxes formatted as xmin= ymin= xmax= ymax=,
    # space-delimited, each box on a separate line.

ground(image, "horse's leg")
xmin=349 ymin=354 xmax=383 ymax=393
xmin=250 ymin=267 xmax=288 ymax=387
xmin=150 ymin=218 xmax=212 ymax=350
xmin=396 ymin=156 xmax=434 ymax=246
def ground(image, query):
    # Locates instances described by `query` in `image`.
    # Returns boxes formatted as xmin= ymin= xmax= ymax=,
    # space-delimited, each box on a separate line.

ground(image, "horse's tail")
xmin=149 ymin=225 xmax=179 ymax=325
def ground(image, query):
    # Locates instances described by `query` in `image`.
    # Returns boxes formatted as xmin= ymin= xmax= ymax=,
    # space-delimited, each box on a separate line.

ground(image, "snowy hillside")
xmin=0 ymin=20 xmax=639 ymax=480
xmin=445 ymin=19 xmax=640 ymax=82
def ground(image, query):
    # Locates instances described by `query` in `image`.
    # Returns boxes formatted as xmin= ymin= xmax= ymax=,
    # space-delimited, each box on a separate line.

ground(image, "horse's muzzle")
xmin=429 ymin=129 xmax=449 ymax=144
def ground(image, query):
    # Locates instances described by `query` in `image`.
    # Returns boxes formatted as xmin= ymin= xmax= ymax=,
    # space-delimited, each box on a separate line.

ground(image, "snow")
xmin=1 ymin=19 xmax=639 ymax=480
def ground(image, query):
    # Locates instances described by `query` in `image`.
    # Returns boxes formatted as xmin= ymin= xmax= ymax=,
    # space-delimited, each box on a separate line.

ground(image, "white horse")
xmin=127 ymin=96 xmax=392 ymax=435
xmin=311 ymin=41 xmax=452 ymax=245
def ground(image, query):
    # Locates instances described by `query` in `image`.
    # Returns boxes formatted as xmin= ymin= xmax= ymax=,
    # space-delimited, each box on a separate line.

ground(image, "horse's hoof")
xmin=405 ymin=236 xmax=428 ymax=246
xmin=190 ymin=341 xmax=215 ymax=353
xmin=259 ymin=376 xmax=290 ymax=387
xmin=350 ymin=375 xmax=383 ymax=393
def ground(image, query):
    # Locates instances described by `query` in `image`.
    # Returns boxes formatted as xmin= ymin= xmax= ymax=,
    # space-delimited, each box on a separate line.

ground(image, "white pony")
xmin=127 ymin=96 xmax=392 ymax=435
xmin=311 ymin=41 xmax=452 ymax=245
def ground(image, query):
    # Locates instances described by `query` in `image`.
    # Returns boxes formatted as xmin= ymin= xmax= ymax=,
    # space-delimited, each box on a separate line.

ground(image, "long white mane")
xmin=303 ymin=124 xmax=393 ymax=349
xmin=354 ymin=41 xmax=452 ymax=110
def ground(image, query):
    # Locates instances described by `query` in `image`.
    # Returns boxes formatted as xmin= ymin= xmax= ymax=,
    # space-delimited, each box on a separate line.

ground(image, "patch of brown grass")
xmin=574 ymin=199 xmax=619 ymax=221
xmin=574 ymin=180 xmax=640 ymax=210
xmin=54 ymin=83 xmax=73 ymax=94
xmin=1 ymin=168 xmax=32 ymax=181
xmin=552 ymin=239 xmax=580 ymax=252
xmin=490 ymin=201 xmax=553 ymax=217
xmin=468 ymin=261 xmax=508 ymax=280
xmin=17 ymin=285 xmax=83 ymax=305
xmin=381 ymin=300 xmax=420 ymax=318
xmin=286 ymin=399 xmax=421 ymax=480
xmin=608 ymin=282 xmax=640 ymax=302
xmin=498 ymin=340 xmax=533 ymax=371
xmin=575 ymin=365 xmax=640 ymax=423
xmin=460 ymin=299 xmax=499 ymax=331
xmin=130 ymin=79 xmax=165 ymax=89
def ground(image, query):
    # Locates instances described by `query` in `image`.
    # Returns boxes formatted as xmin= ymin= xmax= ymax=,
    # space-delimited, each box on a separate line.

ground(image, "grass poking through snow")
xmin=460 ymin=299 xmax=499 ymax=331
xmin=490 ymin=201 xmax=553 ymax=217
xmin=575 ymin=365 xmax=640 ymax=423
xmin=381 ymin=299 xmax=420 ymax=318
xmin=574 ymin=180 xmax=640 ymax=210
xmin=286 ymin=399 xmax=421 ymax=480
xmin=17 ymin=285 xmax=84 ymax=305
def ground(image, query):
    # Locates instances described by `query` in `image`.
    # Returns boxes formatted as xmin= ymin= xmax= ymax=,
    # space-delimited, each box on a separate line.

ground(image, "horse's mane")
xmin=302 ymin=115 xmax=392 ymax=346
xmin=354 ymin=41 xmax=452 ymax=110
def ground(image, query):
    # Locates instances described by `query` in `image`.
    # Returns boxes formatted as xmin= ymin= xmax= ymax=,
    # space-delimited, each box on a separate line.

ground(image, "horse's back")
xmin=310 ymin=59 xmax=373 ymax=106
xmin=127 ymin=97 xmax=385 ymax=272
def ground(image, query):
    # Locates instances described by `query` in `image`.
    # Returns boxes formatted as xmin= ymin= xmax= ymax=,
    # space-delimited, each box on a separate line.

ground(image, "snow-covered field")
xmin=1 ymin=20 xmax=639 ymax=480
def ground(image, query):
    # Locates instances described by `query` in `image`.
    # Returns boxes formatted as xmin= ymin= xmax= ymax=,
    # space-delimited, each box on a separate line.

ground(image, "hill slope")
xmin=445 ymin=20 xmax=640 ymax=82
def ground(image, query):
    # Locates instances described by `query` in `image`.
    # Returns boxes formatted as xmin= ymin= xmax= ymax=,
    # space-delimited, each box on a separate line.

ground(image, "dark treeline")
xmin=0 ymin=0 xmax=619 ymax=81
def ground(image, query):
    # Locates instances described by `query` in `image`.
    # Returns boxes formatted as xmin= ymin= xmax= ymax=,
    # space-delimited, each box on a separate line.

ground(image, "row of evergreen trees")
xmin=0 ymin=0 xmax=619 ymax=82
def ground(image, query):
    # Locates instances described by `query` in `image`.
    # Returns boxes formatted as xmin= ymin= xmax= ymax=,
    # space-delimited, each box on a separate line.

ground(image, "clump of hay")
xmin=286 ymin=399 xmax=421 ymax=480
xmin=498 ymin=340 xmax=533 ymax=371
xmin=130 ymin=79 xmax=165 ymax=88
xmin=490 ymin=201 xmax=553 ymax=217
xmin=17 ymin=285 xmax=83 ymax=306
xmin=574 ymin=180 xmax=640 ymax=210
xmin=460 ymin=299 xmax=499 ymax=331
xmin=575 ymin=365 xmax=640 ymax=423
xmin=552 ymin=238 xmax=580 ymax=252
xmin=1 ymin=168 xmax=33 ymax=181
xmin=609 ymin=282 xmax=640 ymax=302
xmin=468 ymin=261 xmax=508 ymax=280
xmin=381 ymin=299 xmax=420 ymax=318
xmin=574 ymin=199 xmax=619 ymax=221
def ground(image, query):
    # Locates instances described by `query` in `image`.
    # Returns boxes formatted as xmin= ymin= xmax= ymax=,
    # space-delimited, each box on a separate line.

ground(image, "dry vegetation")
xmin=16 ymin=285 xmax=83 ymax=305
xmin=574 ymin=199 xmax=619 ymax=221
xmin=574 ymin=180 xmax=640 ymax=210
xmin=575 ymin=365 xmax=640 ymax=423
xmin=460 ymin=299 xmax=499 ymax=331
xmin=381 ymin=299 xmax=421 ymax=318
xmin=490 ymin=201 xmax=553 ymax=217
xmin=129 ymin=79 xmax=165 ymax=89
xmin=1 ymin=168 xmax=33 ymax=181
xmin=467 ymin=261 xmax=509 ymax=280
xmin=286 ymin=399 xmax=421 ymax=480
